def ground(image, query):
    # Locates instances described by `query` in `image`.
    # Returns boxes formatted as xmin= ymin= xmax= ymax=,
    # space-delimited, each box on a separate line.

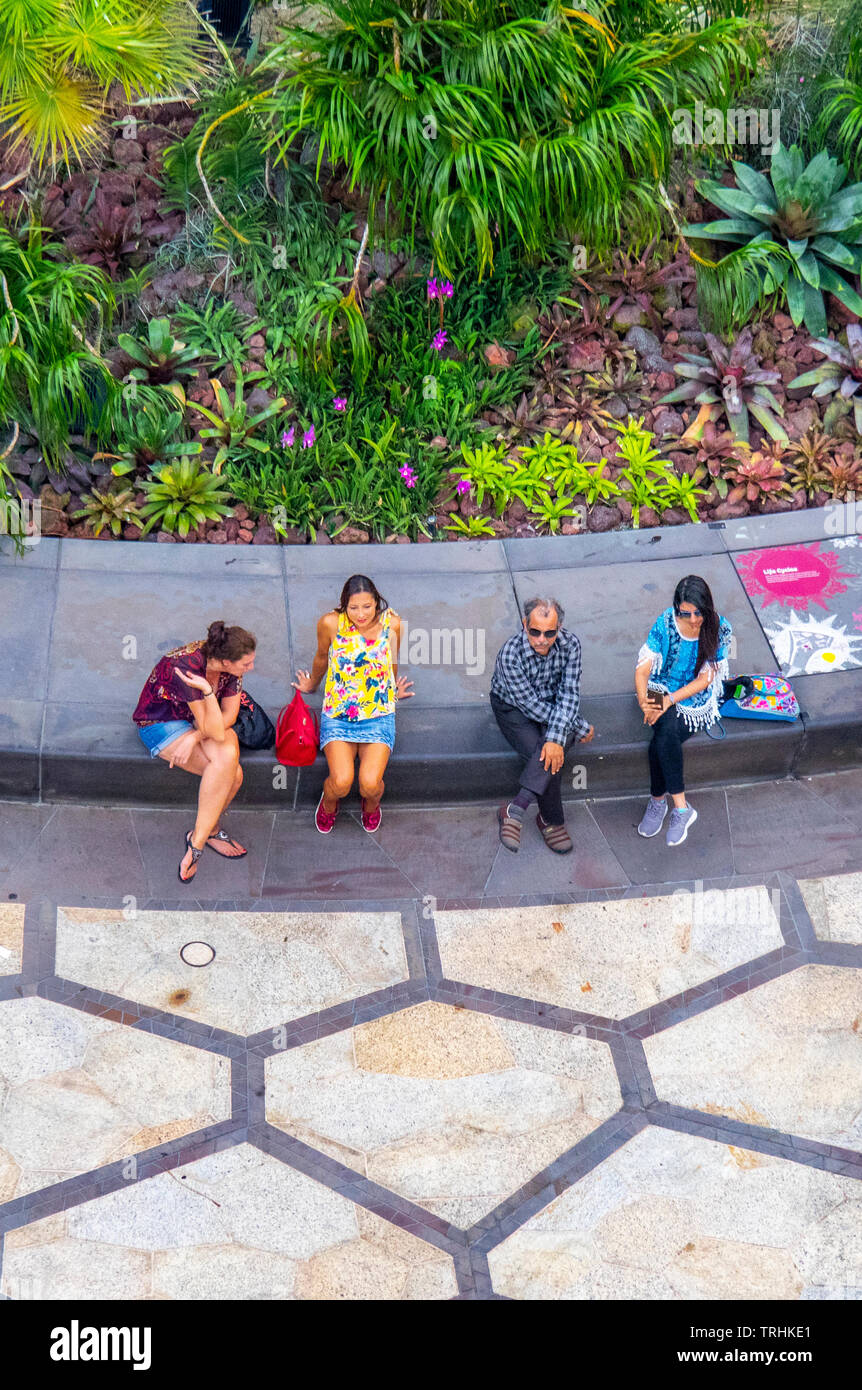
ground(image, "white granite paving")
xmin=55 ymin=906 xmax=409 ymax=1035
xmin=266 ymin=1001 xmax=622 ymax=1226
xmin=0 ymin=997 xmax=230 ymax=1197
xmin=0 ymin=1144 xmax=457 ymax=1300
xmin=435 ymin=887 xmax=783 ymax=1017
xmin=799 ymin=872 xmax=862 ymax=944
xmin=644 ymin=965 xmax=862 ymax=1148
xmin=488 ymin=1126 xmax=862 ymax=1299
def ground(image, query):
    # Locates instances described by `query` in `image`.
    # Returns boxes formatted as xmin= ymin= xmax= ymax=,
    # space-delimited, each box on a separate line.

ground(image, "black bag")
xmin=234 ymin=689 xmax=276 ymax=749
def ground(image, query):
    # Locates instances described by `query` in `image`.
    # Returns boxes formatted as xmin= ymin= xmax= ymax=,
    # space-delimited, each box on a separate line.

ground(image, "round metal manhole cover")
xmin=180 ymin=941 xmax=216 ymax=967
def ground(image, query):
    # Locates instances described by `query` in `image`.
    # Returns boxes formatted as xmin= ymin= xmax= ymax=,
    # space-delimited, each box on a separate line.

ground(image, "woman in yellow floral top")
xmin=292 ymin=575 xmax=414 ymax=834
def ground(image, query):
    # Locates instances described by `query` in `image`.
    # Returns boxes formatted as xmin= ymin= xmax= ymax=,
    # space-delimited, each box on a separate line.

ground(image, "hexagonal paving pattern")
xmin=644 ymin=965 xmax=862 ymax=1148
xmin=799 ymin=872 xmax=862 ymax=944
xmin=265 ymin=1000 xmax=622 ymax=1228
xmin=0 ymin=903 xmax=25 ymax=975
xmin=487 ymin=1126 xmax=862 ymax=1300
xmin=0 ymin=997 xmax=229 ymax=1197
xmin=435 ymin=887 xmax=783 ymax=1017
xmin=56 ymin=906 xmax=409 ymax=1034
xmin=0 ymin=1144 xmax=457 ymax=1300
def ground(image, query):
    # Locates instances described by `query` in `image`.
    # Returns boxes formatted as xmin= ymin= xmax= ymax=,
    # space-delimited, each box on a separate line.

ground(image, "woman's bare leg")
xmin=321 ymin=741 xmax=357 ymax=811
xmin=159 ymin=731 xmax=245 ymax=876
xmin=357 ymin=743 xmax=391 ymax=813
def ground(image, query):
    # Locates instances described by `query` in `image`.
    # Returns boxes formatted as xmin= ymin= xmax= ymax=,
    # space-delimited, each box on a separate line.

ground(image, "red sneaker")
xmin=315 ymin=793 xmax=339 ymax=834
xmin=361 ymin=798 xmax=382 ymax=833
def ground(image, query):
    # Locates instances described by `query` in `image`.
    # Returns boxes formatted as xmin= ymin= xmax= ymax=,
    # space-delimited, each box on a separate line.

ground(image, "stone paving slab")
xmin=0 ymin=904 xmax=25 ymax=976
xmin=644 ymin=966 xmax=862 ymax=1149
xmin=0 ymin=1143 xmax=458 ymax=1300
xmin=486 ymin=1125 xmax=862 ymax=1300
xmin=2 ymin=786 xmax=862 ymax=905
xmin=798 ymin=873 xmax=862 ymax=945
xmin=435 ymin=888 xmax=783 ymax=1018
xmin=48 ymin=568 xmax=291 ymax=715
xmin=55 ymin=905 xmax=409 ymax=1035
xmin=265 ymin=1001 xmax=622 ymax=1228
xmin=0 ymin=996 xmax=230 ymax=1198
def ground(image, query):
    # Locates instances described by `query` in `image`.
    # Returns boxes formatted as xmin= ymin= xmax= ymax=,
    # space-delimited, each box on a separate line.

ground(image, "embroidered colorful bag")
xmin=718 ymin=674 xmax=799 ymax=722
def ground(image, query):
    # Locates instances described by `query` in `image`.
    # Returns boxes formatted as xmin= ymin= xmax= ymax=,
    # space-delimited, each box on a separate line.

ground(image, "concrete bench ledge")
xmin=2 ymin=517 xmax=861 ymax=808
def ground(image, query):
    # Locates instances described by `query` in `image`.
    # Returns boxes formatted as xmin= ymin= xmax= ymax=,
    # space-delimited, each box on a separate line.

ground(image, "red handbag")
xmin=275 ymin=691 xmax=320 ymax=766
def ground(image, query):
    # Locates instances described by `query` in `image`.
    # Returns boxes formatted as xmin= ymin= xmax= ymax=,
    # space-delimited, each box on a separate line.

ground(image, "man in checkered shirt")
xmin=490 ymin=596 xmax=594 ymax=855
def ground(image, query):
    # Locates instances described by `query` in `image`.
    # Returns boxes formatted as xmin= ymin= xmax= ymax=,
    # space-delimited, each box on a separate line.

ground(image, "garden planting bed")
xmin=3 ymin=3 xmax=862 ymax=552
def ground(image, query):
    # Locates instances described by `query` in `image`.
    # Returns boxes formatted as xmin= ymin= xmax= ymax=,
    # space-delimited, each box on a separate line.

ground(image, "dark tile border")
xmin=0 ymin=1123 xmax=246 ymax=1235
xmin=468 ymin=1112 xmax=649 ymax=1253
xmin=647 ymin=1106 xmax=862 ymax=1180
xmin=248 ymin=1124 xmax=469 ymax=1259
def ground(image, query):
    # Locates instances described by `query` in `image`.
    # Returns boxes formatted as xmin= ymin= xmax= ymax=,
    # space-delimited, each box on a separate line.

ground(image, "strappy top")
xmin=322 ymin=608 xmax=396 ymax=720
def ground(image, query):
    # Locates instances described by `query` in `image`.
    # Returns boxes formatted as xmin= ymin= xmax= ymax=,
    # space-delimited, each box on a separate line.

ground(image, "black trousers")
xmin=491 ymin=694 xmax=574 ymax=825
xmin=648 ymin=706 xmax=694 ymax=797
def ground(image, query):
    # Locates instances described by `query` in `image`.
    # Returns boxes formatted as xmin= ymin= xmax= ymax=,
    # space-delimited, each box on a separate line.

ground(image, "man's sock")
xmin=507 ymin=789 xmax=534 ymax=820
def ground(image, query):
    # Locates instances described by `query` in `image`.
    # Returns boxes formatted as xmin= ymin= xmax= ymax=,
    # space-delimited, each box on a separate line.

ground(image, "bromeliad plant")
xmin=73 ymin=485 xmax=141 ymax=537
xmin=139 ymin=457 xmax=234 ymax=538
xmin=684 ymin=143 xmax=862 ymax=336
xmin=723 ymin=448 xmax=792 ymax=508
xmin=784 ymin=429 xmax=834 ymax=499
xmin=607 ymin=417 xmax=675 ymax=527
xmin=117 ymin=319 xmax=201 ymax=401
xmin=788 ymin=325 xmax=862 ymax=434
xmin=194 ymin=371 xmax=286 ymax=473
xmin=659 ymin=329 xmax=787 ymax=444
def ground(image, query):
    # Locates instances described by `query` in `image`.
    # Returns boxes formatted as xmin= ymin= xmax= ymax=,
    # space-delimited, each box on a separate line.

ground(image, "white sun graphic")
xmin=765 ymin=610 xmax=862 ymax=675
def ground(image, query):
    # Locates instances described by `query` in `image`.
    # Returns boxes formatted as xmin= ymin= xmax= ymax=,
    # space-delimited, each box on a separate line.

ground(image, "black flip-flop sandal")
xmin=179 ymin=831 xmax=203 ymax=883
xmin=206 ymin=828 xmax=248 ymax=859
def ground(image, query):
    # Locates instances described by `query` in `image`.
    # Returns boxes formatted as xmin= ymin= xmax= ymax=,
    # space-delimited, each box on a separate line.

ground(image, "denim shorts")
xmin=138 ymin=720 xmax=195 ymax=758
xmin=319 ymin=711 xmax=396 ymax=751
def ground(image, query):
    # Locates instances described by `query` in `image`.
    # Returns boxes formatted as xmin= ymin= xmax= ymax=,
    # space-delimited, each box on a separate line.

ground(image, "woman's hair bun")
xmin=208 ymin=620 xmax=227 ymax=641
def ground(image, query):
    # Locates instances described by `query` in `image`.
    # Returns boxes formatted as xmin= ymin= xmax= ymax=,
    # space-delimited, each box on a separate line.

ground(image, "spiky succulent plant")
xmin=723 ymin=449 xmax=792 ymax=506
xmin=117 ymin=318 xmax=201 ymax=401
xmin=788 ymin=325 xmax=862 ymax=434
xmin=659 ymin=328 xmax=787 ymax=444
xmin=684 ymin=144 xmax=862 ymax=336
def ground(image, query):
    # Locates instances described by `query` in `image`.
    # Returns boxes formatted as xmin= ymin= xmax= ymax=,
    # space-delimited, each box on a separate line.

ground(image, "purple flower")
xmin=440 ymin=280 xmax=454 ymax=299
xmin=431 ymin=329 xmax=448 ymax=352
xmin=281 ymin=426 xmax=295 ymax=448
xmin=399 ymin=463 xmax=418 ymax=489
xmin=333 ymin=396 xmax=347 ymax=411
xmin=456 ymin=478 xmax=471 ymax=495
xmin=427 ymin=276 xmax=439 ymax=301
xmin=301 ymin=426 xmax=316 ymax=449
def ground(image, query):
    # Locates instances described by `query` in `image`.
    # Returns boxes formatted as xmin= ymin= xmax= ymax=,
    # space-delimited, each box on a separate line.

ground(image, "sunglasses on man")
xmin=528 ymin=626 xmax=558 ymax=639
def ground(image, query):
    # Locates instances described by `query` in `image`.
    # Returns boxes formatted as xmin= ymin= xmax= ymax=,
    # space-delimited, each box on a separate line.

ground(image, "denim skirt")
xmin=320 ymin=711 xmax=396 ymax=750
xmin=138 ymin=720 xmax=195 ymax=757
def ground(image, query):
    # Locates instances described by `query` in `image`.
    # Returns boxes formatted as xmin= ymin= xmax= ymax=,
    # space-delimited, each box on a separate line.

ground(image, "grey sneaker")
xmin=666 ymin=805 xmax=698 ymax=847
xmin=637 ymin=797 xmax=668 ymax=837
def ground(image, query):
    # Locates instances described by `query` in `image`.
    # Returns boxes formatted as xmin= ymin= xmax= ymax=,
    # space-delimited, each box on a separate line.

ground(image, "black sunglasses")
xmin=675 ymin=605 xmax=702 ymax=619
xmin=528 ymin=626 xmax=558 ymax=638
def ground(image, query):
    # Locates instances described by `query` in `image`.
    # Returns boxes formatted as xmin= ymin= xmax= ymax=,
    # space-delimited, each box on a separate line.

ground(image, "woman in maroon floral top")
xmin=133 ymin=620 xmax=257 ymax=883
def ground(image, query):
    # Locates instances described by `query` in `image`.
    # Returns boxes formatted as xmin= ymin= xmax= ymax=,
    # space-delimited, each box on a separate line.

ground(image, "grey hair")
xmin=524 ymin=596 xmax=564 ymax=623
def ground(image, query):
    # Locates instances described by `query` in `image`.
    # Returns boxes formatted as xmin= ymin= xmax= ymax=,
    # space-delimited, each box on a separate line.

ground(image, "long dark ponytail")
xmin=673 ymin=575 xmax=720 ymax=671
